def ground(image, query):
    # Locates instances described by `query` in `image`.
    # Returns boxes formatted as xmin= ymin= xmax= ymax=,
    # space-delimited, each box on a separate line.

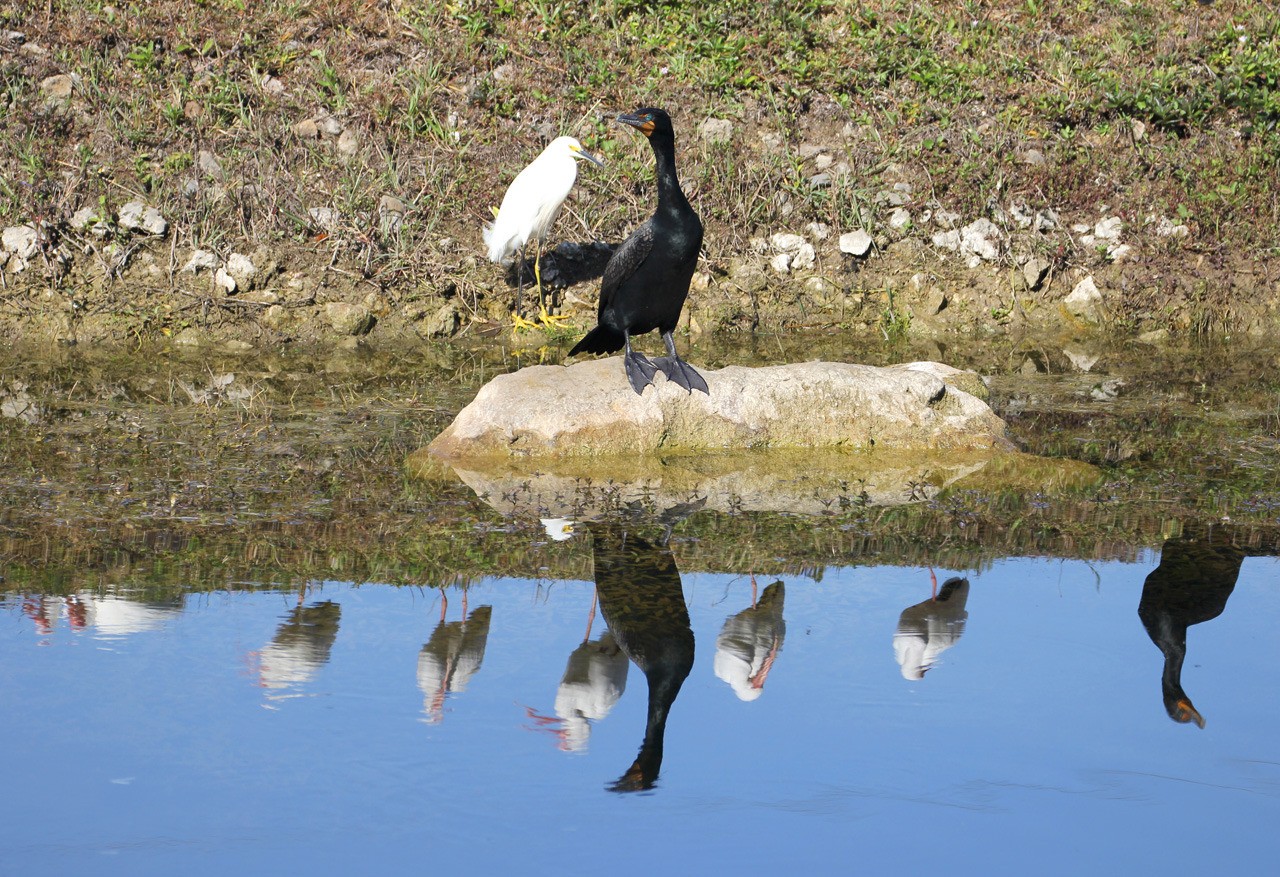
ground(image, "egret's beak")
xmin=617 ymin=112 xmax=656 ymax=137
xmin=571 ymin=145 xmax=605 ymax=168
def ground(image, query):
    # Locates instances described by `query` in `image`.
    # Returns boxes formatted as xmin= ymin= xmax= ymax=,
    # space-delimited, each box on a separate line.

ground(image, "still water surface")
xmin=3 ymin=528 xmax=1277 ymax=873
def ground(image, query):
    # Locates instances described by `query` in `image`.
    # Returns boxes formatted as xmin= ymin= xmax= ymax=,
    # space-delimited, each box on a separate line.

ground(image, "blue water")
xmin=3 ymin=548 xmax=1278 ymax=875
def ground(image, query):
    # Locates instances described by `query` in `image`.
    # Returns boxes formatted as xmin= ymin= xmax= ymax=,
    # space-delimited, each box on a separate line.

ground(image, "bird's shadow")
xmin=503 ymin=241 xmax=618 ymax=290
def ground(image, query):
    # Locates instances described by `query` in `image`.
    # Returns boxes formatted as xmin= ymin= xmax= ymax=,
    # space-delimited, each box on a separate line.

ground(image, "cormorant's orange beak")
xmin=618 ymin=112 xmax=655 ymax=137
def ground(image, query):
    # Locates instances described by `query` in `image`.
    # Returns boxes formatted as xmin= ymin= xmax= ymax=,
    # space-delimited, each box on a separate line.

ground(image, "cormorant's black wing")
xmin=598 ymin=220 xmax=654 ymax=313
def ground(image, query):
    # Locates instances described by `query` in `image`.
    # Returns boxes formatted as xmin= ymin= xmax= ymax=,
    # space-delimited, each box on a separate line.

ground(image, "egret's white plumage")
xmin=483 ymin=136 xmax=601 ymax=265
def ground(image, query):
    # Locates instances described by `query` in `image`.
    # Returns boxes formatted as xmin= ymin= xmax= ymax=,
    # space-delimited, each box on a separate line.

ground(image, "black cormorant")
xmin=568 ymin=108 xmax=707 ymax=395
xmin=586 ymin=523 xmax=695 ymax=792
xmin=1138 ymin=531 xmax=1242 ymax=727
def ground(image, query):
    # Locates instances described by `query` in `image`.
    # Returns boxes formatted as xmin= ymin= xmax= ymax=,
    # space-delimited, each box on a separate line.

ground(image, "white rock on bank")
xmin=1063 ymin=275 xmax=1104 ymax=323
xmin=839 ymin=230 xmax=873 ymax=256
xmin=427 ymin=359 xmax=1012 ymax=460
xmin=118 ymin=200 xmax=168 ymax=236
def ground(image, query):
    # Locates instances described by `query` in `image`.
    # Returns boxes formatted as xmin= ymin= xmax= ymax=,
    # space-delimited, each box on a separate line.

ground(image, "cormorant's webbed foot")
xmin=653 ymin=356 xmax=709 ymax=394
xmin=623 ymin=335 xmax=659 ymax=395
xmin=655 ymin=332 xmax=709 ymax=394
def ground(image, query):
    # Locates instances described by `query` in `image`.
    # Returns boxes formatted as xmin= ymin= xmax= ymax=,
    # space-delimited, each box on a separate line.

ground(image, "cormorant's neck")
xmin=649 ymin=135 xmax=689 ymax=215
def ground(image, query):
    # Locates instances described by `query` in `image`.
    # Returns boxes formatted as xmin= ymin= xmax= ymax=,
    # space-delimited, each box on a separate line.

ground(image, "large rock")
xmin=427 ymin=359 xmax=1012 ymax=460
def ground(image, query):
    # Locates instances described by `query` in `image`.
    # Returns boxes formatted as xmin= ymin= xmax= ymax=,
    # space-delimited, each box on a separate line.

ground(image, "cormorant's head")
xmin=617 ymin=107 xmax=673 ymax=139
xmin=1167 ymin=695 xmax=1206 ymax=728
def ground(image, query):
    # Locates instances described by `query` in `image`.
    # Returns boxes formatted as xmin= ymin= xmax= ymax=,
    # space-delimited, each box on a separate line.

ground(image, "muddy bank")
xmin=2 ymin=222 xmax=1277 ymax=352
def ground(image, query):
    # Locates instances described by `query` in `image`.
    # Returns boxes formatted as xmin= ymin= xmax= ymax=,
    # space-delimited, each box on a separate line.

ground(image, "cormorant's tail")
xmin=568 ymin=324 xmax=625 ymax=357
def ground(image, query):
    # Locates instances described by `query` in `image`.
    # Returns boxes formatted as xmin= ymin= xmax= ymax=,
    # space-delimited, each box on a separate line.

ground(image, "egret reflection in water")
xmin=418 ymin=593 xmax=493 ymax=724
xmin=21 ymin=592 xmax=183 ymax=640
xmin=714 ymin=577 xmax=786 ymax=701
xmin=586 ymin=523 xmax=695 ymax=793
xmin=1138 ymin=528 xmax=1244 ymax=727
xmin=893 ymin=571 xmax=970 ymax=680
xmin=254 ymin=596 xmax=341 ymax=700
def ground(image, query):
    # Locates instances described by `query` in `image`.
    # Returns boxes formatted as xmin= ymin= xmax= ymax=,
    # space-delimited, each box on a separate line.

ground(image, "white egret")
xmin=483 ymin=135 xmax=604 ymax=328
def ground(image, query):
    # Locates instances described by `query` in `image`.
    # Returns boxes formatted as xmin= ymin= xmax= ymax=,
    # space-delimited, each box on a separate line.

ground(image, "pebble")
xmin=337 ymin=129 xmax=360 ymax=157
xmin=308 ymin=207 xmax=339 ymax=232
xmin=1094 ymin=216 xmax=1124 ymax=240
xmin=324 ymin=302 xmax=375 ymax=336
xmin=226 ymin=253 xmax=256 ymax=289
xmin=698 ymin=118 xmax=733 ymax=143
xmin=2 ymin=225 xmax=40 ymax=260
xmin=182 ymin=250 xmax=219 ymax=273
xmin=118 ymin=200 xmax=168 ymax=235
xmin=39 ymin=73 xmax=78 ymax=104
xmin=807 ymin=222 xmax=830 ymax=241
xmin=770 ymin=233 xmax=807 ymax=254
xmin=214 ymin=268 xmax=237 ymax=294
xmin=770 ymin=253 xmax=792 ymax=274
xmin=839 ymin=230 xmax=873 ymax=257
xmin=196 ymin=150 xmax=224 ymax=180
xmin=1022 ymin=256 xmax=1050 ymax=290
xmin=1063 ymin=275 xmax=1103 ymax=323
xmin=887 ymin=208 xmax=911 ymax=231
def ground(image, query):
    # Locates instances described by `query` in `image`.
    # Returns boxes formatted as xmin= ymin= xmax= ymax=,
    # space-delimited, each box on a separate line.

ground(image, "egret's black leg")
xmin=653 ymin=331 xmax=709 ymax=394
xmin=623 ymin=332 xmax=658 ymax=395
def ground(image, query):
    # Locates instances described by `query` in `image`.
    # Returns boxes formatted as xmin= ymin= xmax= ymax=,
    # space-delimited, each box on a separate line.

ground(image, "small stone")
xmin=790 ymin=242 xmax=816 ymax=271
xmin=69 ymin=206 xmax=100 ymax=232
xmin=226 ymin=253 xmax=256 ymax=290
xmin=2 ymin=225 xmax=40 ymax=260
xmin=172 ymin=327 xmax=209 ymax=348
xmin=809 ymin=173 xmax=832 ymax=188
xmin=1017 ymin=148 xmax=1047 ymax=166
xmin=182 ymin=249 xmax=219 ymax=273
xmin=196 ymin=150 xmax=224 ymax=180
xmin=309 ymin=207 xmax=339 ymax=232
xmin=807 ymin=222 xmax=830 ymax=241
xmin=293 ymin=118 xmax=320 ymax=139
xmin=959 ymin=218 xmax=1001 ymax=261
xmin=324 ymin=302 xmax=375 ymax=336
xmin=887 ymin=207 xmax=911 ymax=231
xmin=770 ymin=233 xmax=807 ymax=254
xmin=261 ymin=74 xmax=285 ymax=97
xmin=1063 ymin=275 xmax=1103 ymax=322
xmin=118 ymin=200 xmax=167 ymax=235
xmin=876 ymin=189 xmax=908 ymax=207
xmin=1094 ymin=216 xmax=1124 ymax=240
xmin=378 ymin=195 xmax=406 ymax=236
xmin=337 ymin=128 xmax=360 ymax=157
xmin=698 ymin=117 xmax=734 ymax=143
xmin=1107 ymin=243 xmax=1134 ymax=262
xmin=40 ymin=73 xmax=78 ymax=104
xmin=770 ymin=252 xmax=792 ymax=274
xmin=214 ymin=268 xmax=237 ymax=294
xmin=1155 ymin=217 xmax=1190 ymax=238
xmin=1035 ymin=208 xmax=1060 ymax=232
xmin=318 ymin=115 xmax=343 ymax=137
xmin=814 ymin=154 xmax=834 ymax=171
xmin=1022 ymin=256 xmax=1050 ymax=290
xmin=933 ymin=209 xmax=961 ymax=228
xmin=839 ymin=230 xmax=873 ymax=257
xmin=931 ymin=229 xmax=962 ymax=253
xmin=424 ymin=302 xmax=462 ymax=337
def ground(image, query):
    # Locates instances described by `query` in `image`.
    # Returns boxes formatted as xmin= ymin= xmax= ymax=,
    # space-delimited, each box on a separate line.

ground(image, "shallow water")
xmin=3 ymin=539 xmax=1277 ymax=874
xmin=3 ymin=337 xmax=1280 ymax=872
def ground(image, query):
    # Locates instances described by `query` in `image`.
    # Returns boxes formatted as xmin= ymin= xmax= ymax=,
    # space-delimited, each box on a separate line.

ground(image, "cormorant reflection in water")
xmin=418 ymin=591 xmax=493 ymax=724
xmin=1138 ymin=528 xmax=1244 ymax=728
xmin=714 ymin=576 xmax=786 ymax=701
xmin=254 ymin=591 xmax=341 ymax=700
xmin=893 ymin=570 xmax=970 ymax=681
xmin=586 ymin=523 xmax=695 ymax=792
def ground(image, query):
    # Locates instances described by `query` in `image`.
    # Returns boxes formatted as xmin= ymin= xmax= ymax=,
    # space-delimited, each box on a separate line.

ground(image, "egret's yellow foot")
xmin=511 ymin=312 xmax=541 ymax=332
xmin=535 ymin=305 xmax=573 ymax=328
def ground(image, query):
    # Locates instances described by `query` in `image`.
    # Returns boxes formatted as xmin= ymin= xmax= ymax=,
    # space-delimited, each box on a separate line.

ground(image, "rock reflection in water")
xmin=418 ymin=594 xmax=493 ymax=724
xmin=254 ymin=596 xmax=341 ymax=700
xmin=1138 ymin=529 xmax=1243 ymax=728
xmin=587 ymin=523 xmax=695 ymax=793
xmin=714 ymin=578 xmax=786 ymax=701
xmin=893 ymin=571 xmax=970 ymax=680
